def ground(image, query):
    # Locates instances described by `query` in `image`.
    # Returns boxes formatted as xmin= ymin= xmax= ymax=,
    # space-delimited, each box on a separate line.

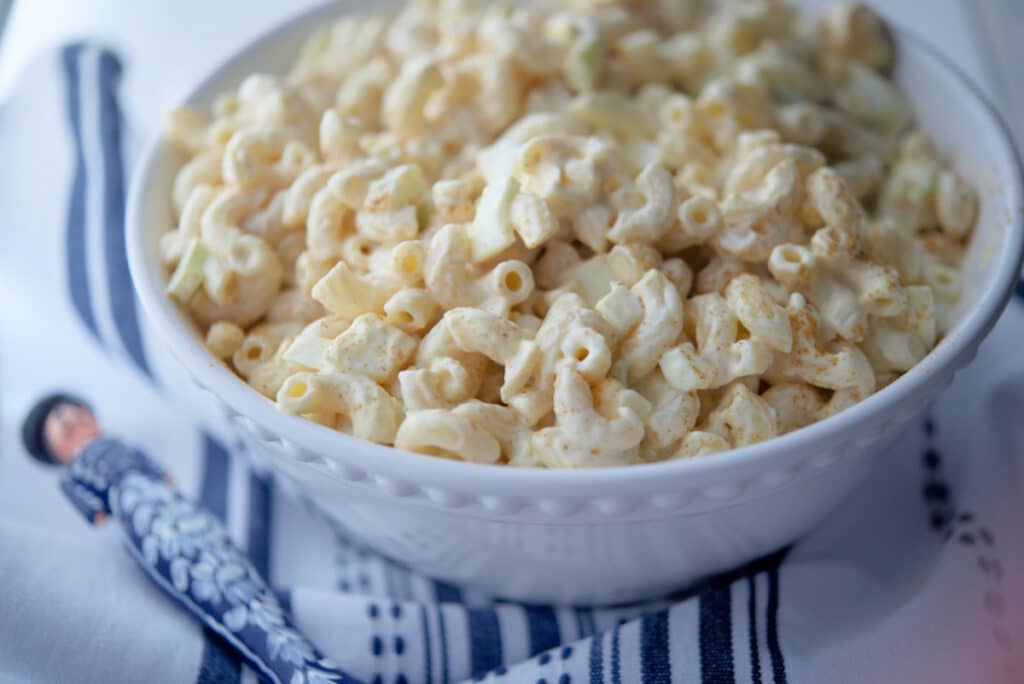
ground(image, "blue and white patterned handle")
xmin=61 ymin=438 xmax=362 ymax=684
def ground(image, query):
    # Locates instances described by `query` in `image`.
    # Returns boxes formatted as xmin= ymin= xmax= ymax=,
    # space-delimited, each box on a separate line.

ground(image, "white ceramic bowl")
xmin=127 ymin=1 xmax=1024 ymax=604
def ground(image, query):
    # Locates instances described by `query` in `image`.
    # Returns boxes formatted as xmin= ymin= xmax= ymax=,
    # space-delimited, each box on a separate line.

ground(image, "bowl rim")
xmin=126 ymin=6 xmax=1024 ymax=490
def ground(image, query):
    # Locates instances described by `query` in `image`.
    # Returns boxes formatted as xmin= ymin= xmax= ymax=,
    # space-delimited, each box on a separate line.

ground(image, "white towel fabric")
xmin=1 ymin=4 xmax=1024 ymax=684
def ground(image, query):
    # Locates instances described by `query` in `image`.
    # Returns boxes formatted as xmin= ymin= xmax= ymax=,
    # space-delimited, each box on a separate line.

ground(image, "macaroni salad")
xmin=162 ymin=0 xmax=978 ymax=467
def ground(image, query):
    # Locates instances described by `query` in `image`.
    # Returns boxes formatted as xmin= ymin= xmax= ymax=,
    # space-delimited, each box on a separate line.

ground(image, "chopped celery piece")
xmin=167 ymin=238 xmax=208 ymax=302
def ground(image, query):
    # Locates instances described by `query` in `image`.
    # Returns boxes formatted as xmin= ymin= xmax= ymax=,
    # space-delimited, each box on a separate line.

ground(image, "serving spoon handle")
xmin=60 ymin=436 xmax=361 ymax=684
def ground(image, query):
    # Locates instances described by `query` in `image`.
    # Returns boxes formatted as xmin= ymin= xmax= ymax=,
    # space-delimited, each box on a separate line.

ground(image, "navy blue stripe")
xmin=588 ymin=627 xmax=604 ymax=684
xmin=432 ymin=580 xmax=463 ymax=604
xmin=466 ymin=608 xmax=503 ymax=678
xmin=574 ymin=607 xmax=587 ymax=640
xmin=62 ymin=44 xmax=100 ymax=341
xmin=96 ymin=50 xmax=151 ymax=376
xmin=640 ymin=611 xmax=671 ymax=683
xmin=196 ymin=433 xmax=240 ymax=683
xmin=748 ymin=577 xmax=762 ymax=684
xmin=246 ymin=473 xmax=273 ymax=580
xmin=699 ymin=587 xmax=735 ymax=683
xmin=275 ymin=588 xmax=293 ymax=617
xmin=1015 ymin=278 xmax=1024 ymax=302
xmin=436 ymin=606 xmax=450 ymax=684
xmin=420 ymin=606 xmax=434 ymax=684
xmin=198 ymin=434 xmax=231 ymax=521
xmin=766 ymin=568 xmax=787 ymax=684
xmin=610 ymin=625 xmax=622 ymax=684
xmin=575 ymin=606 xmax=597 ymax=639
xmin=523 ymin=605 xmax=561 ymax=656
xmin=430 ymin=580 xmax=456 ymax=684
xmin=196 ymin=633 xmax=242 ymax=684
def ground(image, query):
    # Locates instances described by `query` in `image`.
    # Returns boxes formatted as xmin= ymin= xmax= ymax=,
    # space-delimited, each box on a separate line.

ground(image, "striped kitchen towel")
xmin=1 ymin=44 xmax=1023 ymax=684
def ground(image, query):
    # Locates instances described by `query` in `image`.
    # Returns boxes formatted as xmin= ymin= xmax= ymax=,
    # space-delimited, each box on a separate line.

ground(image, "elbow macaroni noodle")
xmin=162 ymin=0 xmax=978 ymax=467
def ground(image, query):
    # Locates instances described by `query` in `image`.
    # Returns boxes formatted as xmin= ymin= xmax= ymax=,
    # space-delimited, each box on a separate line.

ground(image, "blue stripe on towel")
xmin=196 ymin=433 xmax=241 ymax=682
xmin=766 ymin=567 xmax=787 ymax=684
xmin=420 ymin=606 xmax=434 ymax=684
xmin=523 ymin=605 xmax=561 ymax=656
xmin=432 ymin=580 xmax=463 ymax=604
xmin=198 ymin=434 xmax=231 ymax=521
xmin=575 ymin=606 xmax=597 ymax=640
xmin=275 ymin=588 xmax=293 ymax=617
xmin=574 ymin=607 xmax=587 ymax=640
xmin=247 ymin=463 xmax=278 ymax=680
xmin=1014 ymin=278 xmax=1024 ymax=302
xmin=588 ymin=623 xmax=604 ymax=684
xmin=640 ymin=611 xmax=671 ymax=683
xmin=466 ymin=608 xmax=503 ymax=678
xmin=436 ymin=606 xmax=450 ymax=684
xmin=246 ymin=472 xmax=273 ymax=580
xmin=96 ymin=49 xmax=151 ymax=376
xmin=748 ymin=576 xmax=762 ymax=684
xmin=699 ymin=587 xmax=735 ymax=683
xmin=196 ymin=633 xmax=243 ymax=684
xmin=431 ymin=582 xmax=457 ymax=684
xmin=61 ymin=44 xmax=100 ymax=341
xmin=610 ymin=624 xmax=622 ymax=684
